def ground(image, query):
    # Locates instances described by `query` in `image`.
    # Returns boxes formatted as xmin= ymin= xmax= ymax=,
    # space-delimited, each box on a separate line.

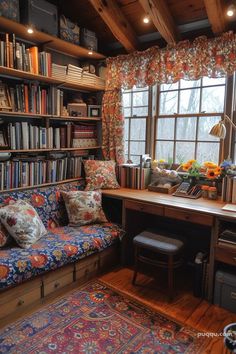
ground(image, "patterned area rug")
xmin=0 ymin=280 xmax=206 ymax=353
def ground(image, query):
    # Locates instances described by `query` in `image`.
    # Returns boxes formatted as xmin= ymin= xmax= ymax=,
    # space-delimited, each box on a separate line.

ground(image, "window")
xmin=155 ymin=77 xmax=226 ymax=164
xmin=122 ymin=86 xmax=149 ymax=163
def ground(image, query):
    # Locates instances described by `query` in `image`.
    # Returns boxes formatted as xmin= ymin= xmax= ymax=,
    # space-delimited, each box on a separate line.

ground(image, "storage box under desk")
xmin=214 ymin=269 xmax=236 ymax=313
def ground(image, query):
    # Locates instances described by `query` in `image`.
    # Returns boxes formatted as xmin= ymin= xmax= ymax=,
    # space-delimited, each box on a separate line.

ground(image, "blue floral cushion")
xmin=0 ymin=223 xmax=122 ymax=289
xmin=0 ymin=181 xmax=85 ymax=229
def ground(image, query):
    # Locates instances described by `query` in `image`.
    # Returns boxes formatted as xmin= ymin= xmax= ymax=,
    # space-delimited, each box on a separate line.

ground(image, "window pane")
xmin=201 ymin=86 xmax=225 ymax=112
xmin=130 ymin=155 xmax=142 ymax=164
xmin=176 ymin=117 xmax=197 ymax=140
xmin=160 ymin=82 xmax=179 ymax=91
xmin=159 ymin=91 xmax=178 ymax=114
xmin=124 ymin=108 xmax=131 ymax=117
xmin=133 ymin=91 xmax=148 ymax=106
xmin=156 ymin=118 xmax=175 ymax=140
xmin=180 ymin=79 xmax=200 ymax=89
xmin=133 ymin=86 xmax=148 ymax=91
xmin=175 ymin=142 xmax=195 ymax=163
xmin=125 ymin=141 xmax=129 ymax=155
xmin=198 ymin=116 xmax=221 ymax=141
xmin=179 ymin=88 xmax=200 ymax=113
xmin=131 ymin=119 xmax=146 ymax=140
xmin=125 ymin=119 xmax=129 ymax=140
xmin=202 ymin=77 xmax=226 ymax=86
xmin=123 ymin=93 xmax=131 ymax=107
xmin=155 ymin=141 xmax=174 ymax=161
xmin=130 ymin=141 xmax=145 ymax=155
xmin=197 ymin=142 xmax=219 ymax=163
xmin=133 ymin=107 xmax=148 ymax=117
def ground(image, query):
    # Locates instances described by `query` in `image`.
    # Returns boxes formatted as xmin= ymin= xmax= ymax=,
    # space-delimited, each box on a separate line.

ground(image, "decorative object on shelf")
xmin=67 ymin=103 xmax=87 ymax=117
xmin=59 ymin=15 xmax=80 ymax=45
xmin=20 ymin=0 xmax=58 ymax=37
xmin=88 ymin=105 xmax=101 ymax=117
xmin=0 ymin=82 xmax=11 ymax=111
xmin=0 ymin=0 xmax=19 ymax=22
xmin=80 ymin=28 xmax=98 ymax=52
xmin=81 ymin=63 xmax=96 ymax=75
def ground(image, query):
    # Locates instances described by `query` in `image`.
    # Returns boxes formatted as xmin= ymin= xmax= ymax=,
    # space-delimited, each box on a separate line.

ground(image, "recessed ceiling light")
xmin=27 ymin=27 xmax=34 ymax=34
xmin=88 ymin=50 xmax=93 ymax=55
xmin=143 ymin=16 xmax=150 ymax=24
xmin=227 ymin=4 xmax=236 ymax=17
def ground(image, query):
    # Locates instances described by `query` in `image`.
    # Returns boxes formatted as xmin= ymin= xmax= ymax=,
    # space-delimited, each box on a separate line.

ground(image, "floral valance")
xmin=105 ymin=31 xmax=236 ymax=91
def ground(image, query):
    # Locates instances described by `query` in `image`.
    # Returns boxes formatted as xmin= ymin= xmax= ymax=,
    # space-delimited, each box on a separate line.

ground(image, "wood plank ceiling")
xmin=56 ymin=0 xmax=236 ymax=55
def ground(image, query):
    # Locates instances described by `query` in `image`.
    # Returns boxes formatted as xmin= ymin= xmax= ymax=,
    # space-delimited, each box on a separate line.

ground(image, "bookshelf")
xmin=0 ymin=18 xmax=105 ymax=192
xmin=0 ymin=16 xmax=105 ymax=60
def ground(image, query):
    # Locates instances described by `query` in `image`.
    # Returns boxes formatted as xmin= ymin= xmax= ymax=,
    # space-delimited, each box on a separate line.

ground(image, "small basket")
xmin=148 ymin=183 xmax=180 ymax=194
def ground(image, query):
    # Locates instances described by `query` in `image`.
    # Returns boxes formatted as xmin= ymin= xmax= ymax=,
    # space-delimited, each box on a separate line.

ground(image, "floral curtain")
xmin=102 ymin=31 xmax=236 ymax=163
xmin=102 ymin=89 xmax=125 ymax=164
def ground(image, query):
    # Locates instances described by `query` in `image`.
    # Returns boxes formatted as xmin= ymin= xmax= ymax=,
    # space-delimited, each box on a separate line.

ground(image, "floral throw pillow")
xmin=0 ymin=200 xmax=47 ymax=249
xmin=83 ymin=160 xmax=120 ymax=190
xmin=0 ymin=223 xmax=12 ymax=248
xmin=61 ymin=190 xmax=108 ymax=227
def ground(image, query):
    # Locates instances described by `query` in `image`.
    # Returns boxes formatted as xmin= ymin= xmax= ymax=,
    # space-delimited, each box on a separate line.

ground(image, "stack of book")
xmin=218 ymin=229 xmax=236 ymax=246
xmin=66 ymin=64 xmax=83 ymax=84
xmin=51 ymin=63 xmax=67 ymax=81
xmin=116 ymin=164 xmax=151 ymax=189
xmin=0 ymin=155 xmax=83 ymax=190
xmin=7 ymin=122 xmax=97 ymax=150
xmin=0 ymin=34 xmax=51 ymax=76
xmin=5 ymin=83 xmax=63 ymax=115
xmin=72 ymin=123 xmax=97 ymax=148
xmin=221 ymin=175 xmax=236 ymax=203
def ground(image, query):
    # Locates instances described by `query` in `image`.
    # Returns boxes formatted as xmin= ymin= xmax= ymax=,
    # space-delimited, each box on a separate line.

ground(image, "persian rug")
xmin=0 ymin=280 xmax=206 ymax=353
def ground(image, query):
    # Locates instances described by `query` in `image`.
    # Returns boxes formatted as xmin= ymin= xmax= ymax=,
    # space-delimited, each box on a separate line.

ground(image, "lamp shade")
xmin=209 ymin=121 xmax=226 ymax=139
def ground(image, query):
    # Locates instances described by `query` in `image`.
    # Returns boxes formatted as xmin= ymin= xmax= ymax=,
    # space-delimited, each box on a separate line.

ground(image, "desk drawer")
xmin=215 ymin=246 xmax=236 ymax=266
xmin=165 ymin=207 xmax=213 ymax=226
xmin=125 ymin=200 xmax=164 ymax=216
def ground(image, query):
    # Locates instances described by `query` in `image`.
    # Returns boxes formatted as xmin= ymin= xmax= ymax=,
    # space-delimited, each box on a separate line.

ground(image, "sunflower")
xmin=214 ymin=166 xmax=222 ymax=175
xmin=204 ymin=161 xmax=217 ymax=169
xmin=206 ymin=169 xmax=217 ymax=179
xmin=187 ymin=159 xmax=196 ymax=165
xmin=182 ymin=163 xmax=191 ymax=171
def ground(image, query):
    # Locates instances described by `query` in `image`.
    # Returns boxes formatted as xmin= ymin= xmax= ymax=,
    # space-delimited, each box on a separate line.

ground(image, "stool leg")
xmin=132 ymin=246 xmax=139 ymax=285
xmin=168 ymin=255 xmax=174 ymax=301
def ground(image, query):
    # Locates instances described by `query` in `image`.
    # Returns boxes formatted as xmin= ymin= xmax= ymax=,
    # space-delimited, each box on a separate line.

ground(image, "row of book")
xmin=221 ymin=175 xmax=236 ymax=203
xmin=52 ymin=63 xmax=105 ymax=87
xmin=5 ymin=83 xmax=63 ymax=116
xmin=0 ymin=34 xmax=51 ymax=76
xmin=116 ymin=165 xmax=151 ymax=189
xmin=7 ymin=122 xmax=97 ymax=150
xmin=0 ymin=156 xmax=83 ymax=190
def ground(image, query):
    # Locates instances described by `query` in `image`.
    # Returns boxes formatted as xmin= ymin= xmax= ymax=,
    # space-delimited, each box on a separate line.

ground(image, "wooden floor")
xmin=99 ymin=267 xmax=236 ymax=354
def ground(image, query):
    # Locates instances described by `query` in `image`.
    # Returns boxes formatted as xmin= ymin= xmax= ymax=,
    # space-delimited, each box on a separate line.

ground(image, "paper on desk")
xmin=222 ymin=204 xmax=236 ymax=212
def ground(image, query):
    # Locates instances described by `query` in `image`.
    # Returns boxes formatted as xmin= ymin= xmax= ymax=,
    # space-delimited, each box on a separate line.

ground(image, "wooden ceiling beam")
xmin=139 ymin=0 xmax=179 ymax=45
xmin=89 ymin=0 xmax=139 ymax=53
xmin=203 ymin=0 xmax=226 ymax=34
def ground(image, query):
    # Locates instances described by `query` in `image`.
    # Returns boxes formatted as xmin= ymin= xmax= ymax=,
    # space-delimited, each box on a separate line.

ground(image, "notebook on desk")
xmin=222 ymin=204 xmax=236 ymax=212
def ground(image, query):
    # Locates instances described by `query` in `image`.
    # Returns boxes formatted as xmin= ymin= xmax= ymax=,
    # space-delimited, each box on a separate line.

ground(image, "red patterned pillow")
xmin=0 ymin=223 xmax=12 ymax=248
xmin=83 ymin=160 xmax=120 ymax=191
xmin=61 ymin=190 xmax=108 ymax=226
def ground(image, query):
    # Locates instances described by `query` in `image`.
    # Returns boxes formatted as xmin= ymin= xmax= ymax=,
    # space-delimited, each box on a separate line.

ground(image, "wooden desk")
xmin=102 ymin=188 xmax=236 ymax=301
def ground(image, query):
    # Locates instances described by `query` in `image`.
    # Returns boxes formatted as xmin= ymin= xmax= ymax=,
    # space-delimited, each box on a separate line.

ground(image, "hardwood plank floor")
xmin=99 ymin=267 xmax=236 ymax=354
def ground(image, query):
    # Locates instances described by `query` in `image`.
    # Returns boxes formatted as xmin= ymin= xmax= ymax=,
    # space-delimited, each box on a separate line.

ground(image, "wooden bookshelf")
xmin=0 ymin=177 xmax=83 ymax=194
xmin=0 ymin=66 xmax=105 ymax=91
xmin=0 ymin=16 xmax=105 ymax=60
xmin=0 ymin=111 xmax=102 ymax=122
xmin=1 ymin=147 xmax=101 ymax=153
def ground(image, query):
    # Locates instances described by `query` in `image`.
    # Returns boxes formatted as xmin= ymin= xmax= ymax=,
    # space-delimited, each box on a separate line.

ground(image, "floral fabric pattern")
xmin=102 ymin=89 xmax=125 ymax=164
xmin=105 ymin=31 xmax=236 ymax=90
xmin=61 ymin=190 xmax=107 ymax=227
xmin=84 ymin=160 xmax=120 ymax=190
xmin=0 ymin=181 xmax=84 ymax=229
xmin=0 ymin=223 xmax=122 ymax=289
xmin=0 ymin=224 xmax=12 ymax=248
xmin=0 ymin=201 xmax=47 ymax=249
